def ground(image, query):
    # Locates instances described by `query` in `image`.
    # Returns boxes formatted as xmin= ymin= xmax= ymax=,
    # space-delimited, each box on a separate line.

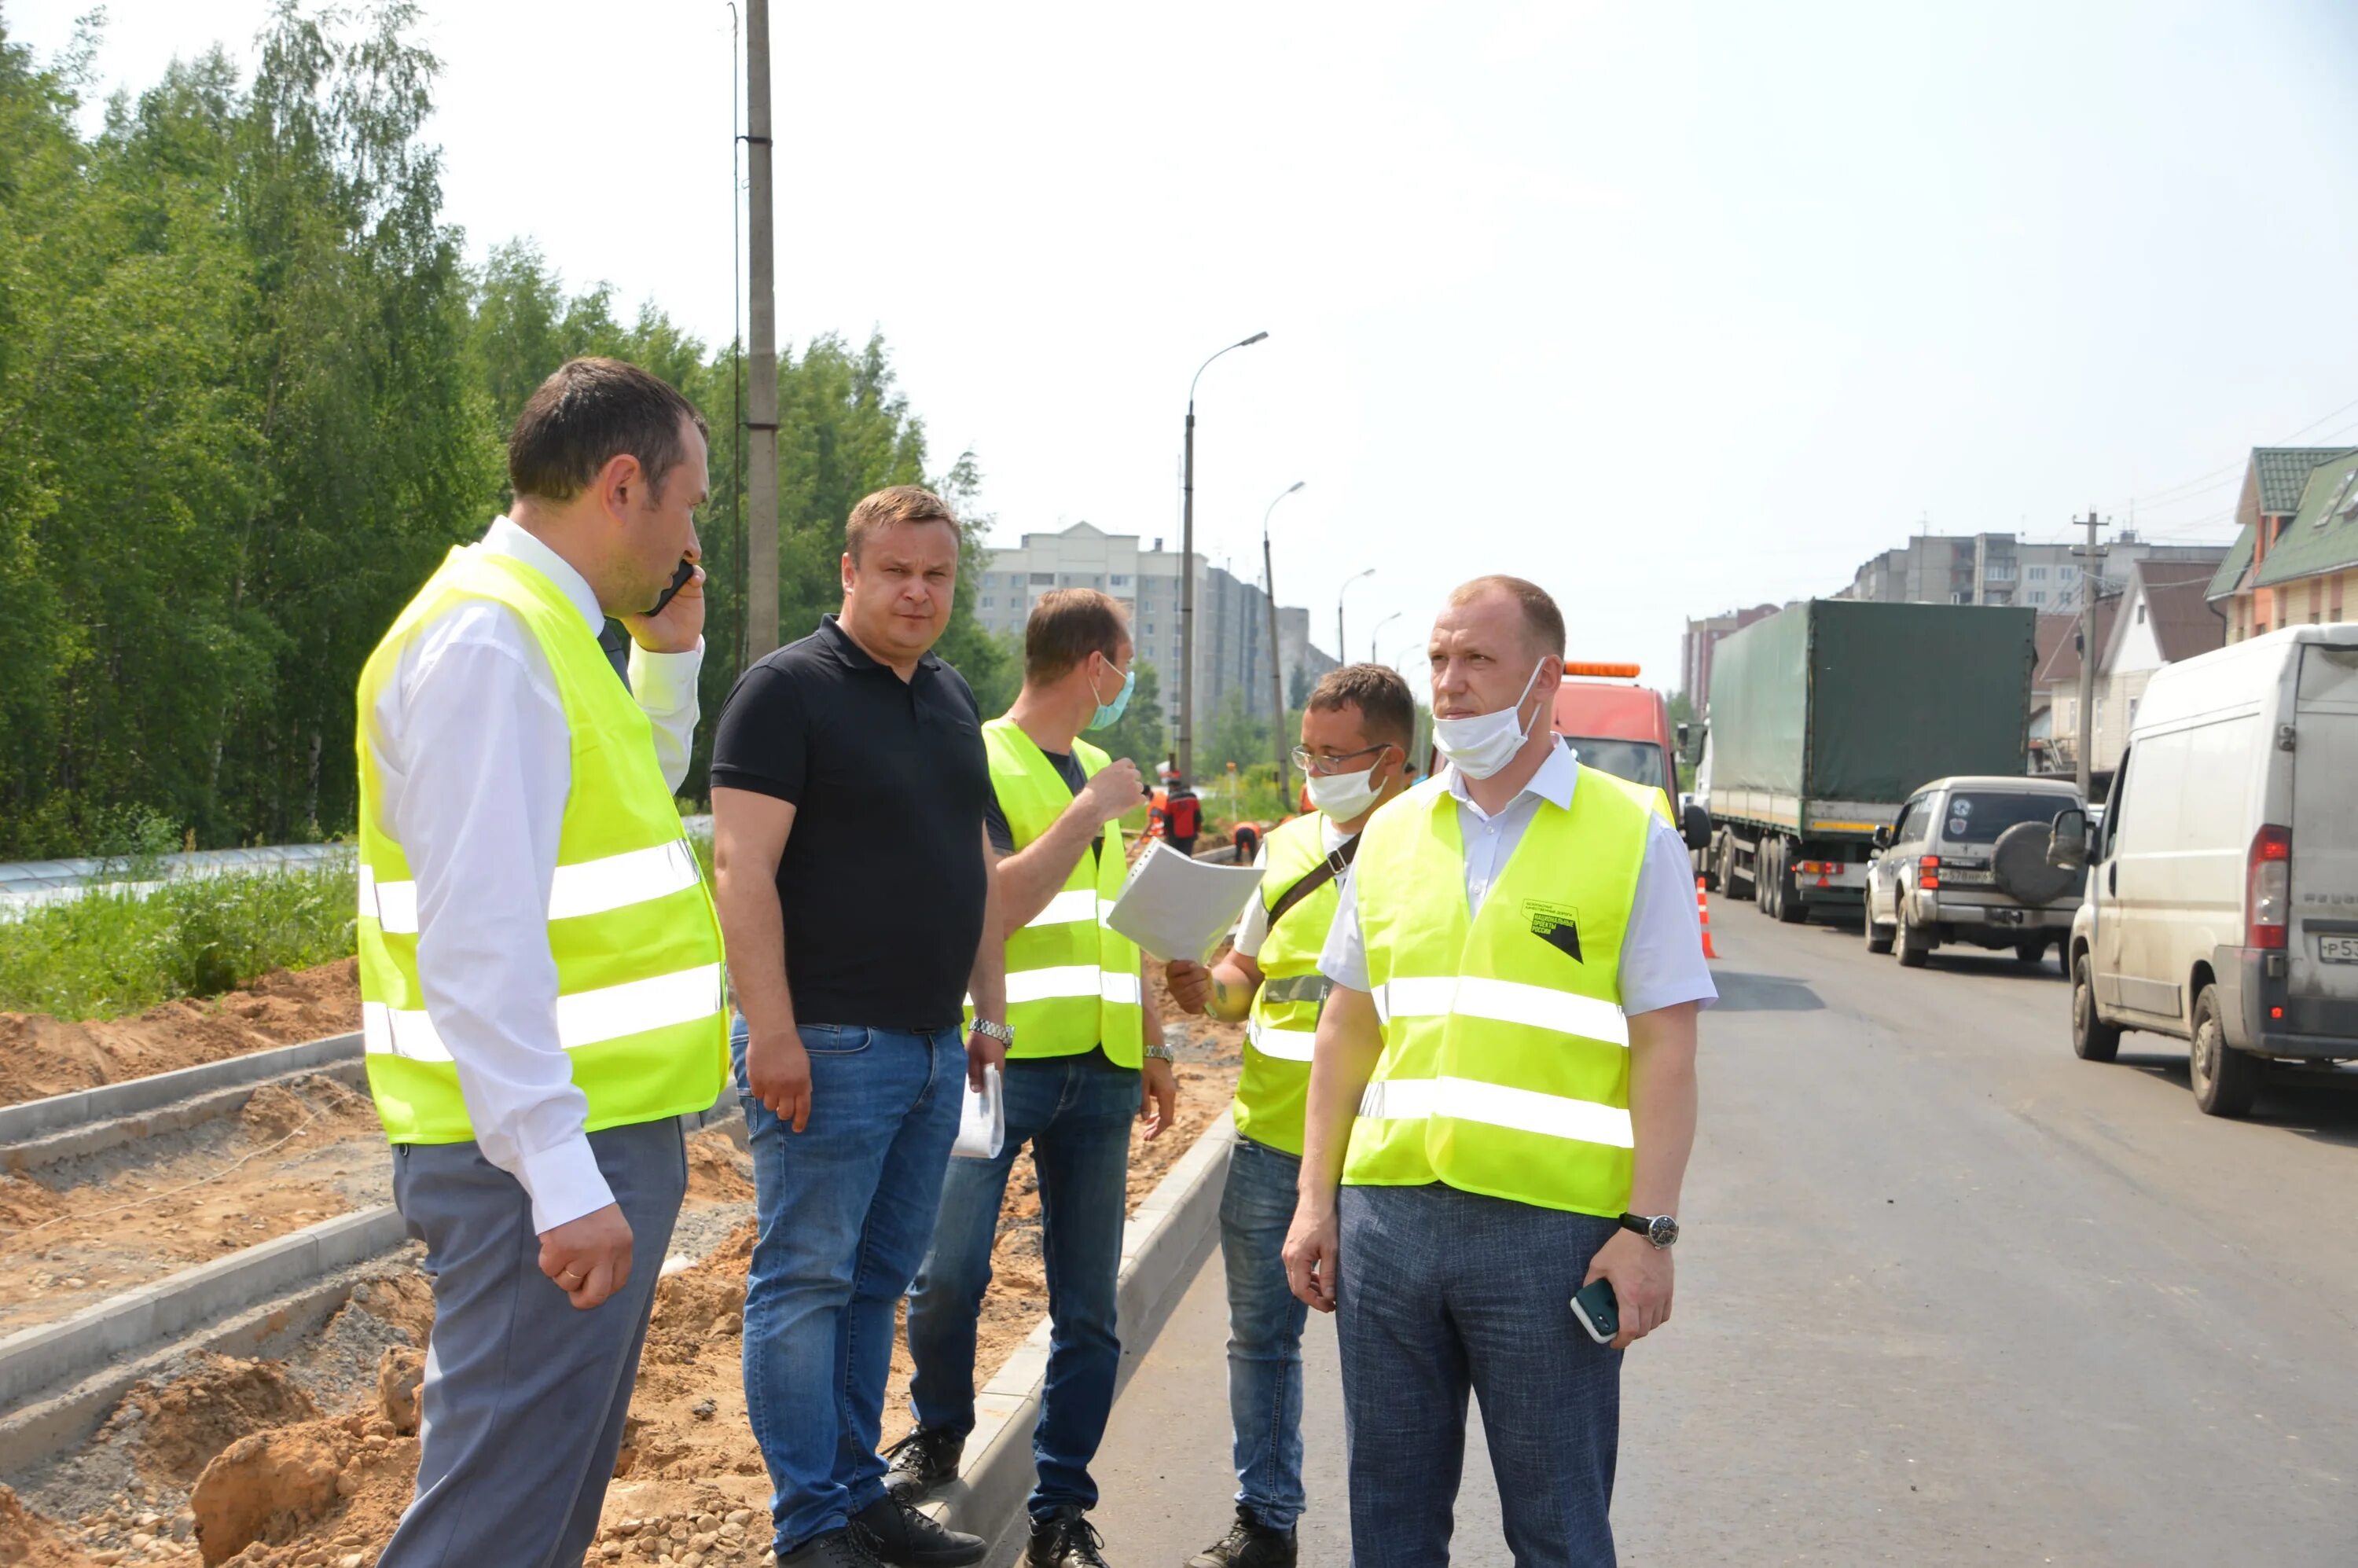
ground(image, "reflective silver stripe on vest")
xmin=1247 ymin=1018 xmax=1317 ymax=1062
xmin=1026 ymin=888 xmax=1100 ymax=929
xmin=362 ymin=839 xmax=702 ymax=937
xmin=1372 ymin=975 xmax=1629 ymax=1048
xmin=1259 ymin=973 xmax=1331 ymax=1006
xmin=1005 ymin=967 xmax=1141 ymax=1007
xmin=362 ymin=961 xmax=724 ymax=1063
xmin=1355 ymin=1074 xmax=1634 ymax=1148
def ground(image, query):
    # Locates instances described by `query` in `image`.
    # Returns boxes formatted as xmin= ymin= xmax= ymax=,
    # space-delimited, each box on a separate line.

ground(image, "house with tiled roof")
xmin=2036 ymin=560 xmax=2225 ymax=775
xmin=2209 ymin=445 xmax=2358 ymax=641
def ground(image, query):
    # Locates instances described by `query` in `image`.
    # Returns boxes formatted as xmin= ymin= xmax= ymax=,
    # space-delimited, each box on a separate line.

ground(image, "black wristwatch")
xmin=1617 ymin=1212 xmax=1679 ymax=1249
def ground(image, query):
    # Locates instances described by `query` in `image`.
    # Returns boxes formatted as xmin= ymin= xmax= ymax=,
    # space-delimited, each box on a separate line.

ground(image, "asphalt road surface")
xmin=1085 ymin=903 xmax=2358 ymax=1566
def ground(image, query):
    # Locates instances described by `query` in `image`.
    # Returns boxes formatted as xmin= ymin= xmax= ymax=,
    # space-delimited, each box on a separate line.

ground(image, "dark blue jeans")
xmin=1222 ymin=1134 xmax=1310 ymax=1530
xmin=906 ymin=1048 xmax=1138 ymax=1522
xmin=1337 ymin=1184 xmax=1624 ymax=1568
xmin=734 ymin=1016 xmax=965 ymax=1553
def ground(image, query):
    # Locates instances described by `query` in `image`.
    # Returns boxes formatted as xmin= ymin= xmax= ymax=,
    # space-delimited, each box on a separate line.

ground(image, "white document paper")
xmin=1104 ymin=839 xmax=1267 ymax=963
xmin=952 ymin=1063 xmax=1005 ymax=1161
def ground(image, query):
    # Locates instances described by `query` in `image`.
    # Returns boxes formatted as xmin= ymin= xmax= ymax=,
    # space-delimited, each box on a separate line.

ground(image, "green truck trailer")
xmin=1701 ymin=599 xmax=2039 ymax=923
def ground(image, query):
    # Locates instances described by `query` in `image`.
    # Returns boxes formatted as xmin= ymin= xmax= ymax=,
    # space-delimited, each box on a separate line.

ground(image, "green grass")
xmin=0 ymin=864 xmax=359 ymax=1023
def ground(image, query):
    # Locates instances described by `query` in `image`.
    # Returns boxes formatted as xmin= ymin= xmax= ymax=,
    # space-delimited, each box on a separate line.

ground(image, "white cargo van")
xmin=2059 ymin=624 xmax=2358 ymax=1115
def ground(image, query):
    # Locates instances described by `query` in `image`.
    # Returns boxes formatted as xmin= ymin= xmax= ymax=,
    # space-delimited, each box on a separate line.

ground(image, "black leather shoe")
xmin=1185 ymin=1505 xmax=1298 ymax=1567
xmin=883 ymin=1427 xmax=967 ymax=1503
xmin=779 ymin=1528 xmax=887 ymax=1567
xmin=1027 ymin=1507 xmax=1111 ymax=1567
xmin=853 ymin=1496 xmax=987 ymax=1568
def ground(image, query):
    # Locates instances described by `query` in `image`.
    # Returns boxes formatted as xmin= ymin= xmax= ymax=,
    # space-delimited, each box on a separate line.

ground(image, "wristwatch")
xmin=1143 ymin=1042 xmax=1176 ymax=1063
xmin=971 ymin=1019 xmax=1015 ymax=1048
xmin=1617 ymin=1212 xmax=1679 ymax=1249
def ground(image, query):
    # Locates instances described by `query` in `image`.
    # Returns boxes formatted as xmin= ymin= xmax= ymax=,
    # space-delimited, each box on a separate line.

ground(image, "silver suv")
xmin=1864 ymin=775 xmax=2086 ymax=970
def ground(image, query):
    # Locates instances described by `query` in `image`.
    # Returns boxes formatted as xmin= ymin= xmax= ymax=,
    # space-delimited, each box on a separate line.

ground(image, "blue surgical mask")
xmin=1088 ymin=658 xmax=1136 ymax=731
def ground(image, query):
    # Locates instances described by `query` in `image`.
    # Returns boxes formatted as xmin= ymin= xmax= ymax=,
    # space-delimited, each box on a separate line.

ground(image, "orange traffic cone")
xmin=1695 ymin=876 xmax=1719 ymax=960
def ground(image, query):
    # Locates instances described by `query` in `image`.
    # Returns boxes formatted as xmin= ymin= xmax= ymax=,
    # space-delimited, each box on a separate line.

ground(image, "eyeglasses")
xmin=1291 ymin=744 xmax=1392 ymax=777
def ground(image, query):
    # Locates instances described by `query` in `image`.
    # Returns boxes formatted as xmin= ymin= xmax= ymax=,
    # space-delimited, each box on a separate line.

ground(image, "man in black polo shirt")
xmin=710 ymin=485 xmax=1011 ymax=1568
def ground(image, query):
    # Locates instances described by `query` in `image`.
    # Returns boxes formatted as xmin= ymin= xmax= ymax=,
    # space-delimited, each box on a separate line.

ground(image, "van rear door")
xmin=2290 ymin=642 xmax=2358 ymax=1004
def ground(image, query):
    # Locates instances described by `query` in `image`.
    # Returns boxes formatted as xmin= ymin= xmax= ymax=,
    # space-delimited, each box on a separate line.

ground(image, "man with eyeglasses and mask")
xmin=894 ymin=588 xmax=1177 ymax=1568
xmin=1162 ymin=664 xmax=1417 ymax=1567
xmin=1284 ymin=577 xmax=1713 ymax=1568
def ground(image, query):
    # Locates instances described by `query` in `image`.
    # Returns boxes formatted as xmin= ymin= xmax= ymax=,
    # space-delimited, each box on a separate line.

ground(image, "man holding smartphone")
xmin=1283 ymin=577 xmax=1713 ymax=1568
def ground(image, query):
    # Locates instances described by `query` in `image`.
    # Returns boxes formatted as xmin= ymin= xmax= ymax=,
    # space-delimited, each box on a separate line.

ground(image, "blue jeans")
xmin=1222 ymin=1135 xmax=1309 ymax=1530
xmin=906 ymin=1049 xmax=1138 ymax=1522
xmin=1337 ymin=1184 xmax=1623 ymax=1568
xmin=734 ymin=1016 xmax=965 ymax=1553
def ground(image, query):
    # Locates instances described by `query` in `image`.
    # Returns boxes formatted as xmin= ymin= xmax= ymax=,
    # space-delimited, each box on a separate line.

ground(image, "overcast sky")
xmin=13 ymin=0 xmax=2358 ymax=684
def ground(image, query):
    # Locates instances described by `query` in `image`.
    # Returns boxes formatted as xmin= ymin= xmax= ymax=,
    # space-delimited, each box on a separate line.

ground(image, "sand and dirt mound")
xmin=0 ymin=962 xmax=362 ymax=1111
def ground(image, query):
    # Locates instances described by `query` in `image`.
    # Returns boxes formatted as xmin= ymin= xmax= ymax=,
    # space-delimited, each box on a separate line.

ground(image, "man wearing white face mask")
xmin=1164 ymin=665 xmax=1418 ymax=1567
xmin=1284 ymin=577 xmax=1713 ymax=1568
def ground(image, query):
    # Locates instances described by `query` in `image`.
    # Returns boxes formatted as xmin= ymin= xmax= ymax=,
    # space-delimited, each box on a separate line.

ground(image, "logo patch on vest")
xmin=1525 ymin=901 xmax=1582 ymax=964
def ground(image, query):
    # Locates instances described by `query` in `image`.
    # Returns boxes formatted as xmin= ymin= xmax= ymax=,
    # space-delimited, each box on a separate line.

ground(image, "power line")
xmin=2117 ymin=391 xmax=2358 ymax=512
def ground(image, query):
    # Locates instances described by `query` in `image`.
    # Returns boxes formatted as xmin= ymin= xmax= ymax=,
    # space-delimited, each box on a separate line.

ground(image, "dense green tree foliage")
xmin=0 ymin=4 xmax=1001 ymax=854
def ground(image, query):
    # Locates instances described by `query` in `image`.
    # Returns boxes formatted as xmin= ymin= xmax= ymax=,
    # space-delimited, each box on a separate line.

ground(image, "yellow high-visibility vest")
xmin=982 ymin=718 xmax=1144 ymax=1067
xmin=1237 ymin=812 xmax=1347 ymax=1156
xmin=1344 ymin=768 xmax=1657 ymax=1216
xmin=354 ymin=546 xmax=728 ymax=1143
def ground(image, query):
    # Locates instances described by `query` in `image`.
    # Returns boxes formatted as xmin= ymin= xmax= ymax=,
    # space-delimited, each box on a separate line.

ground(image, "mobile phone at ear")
xmin=1570 ymin=1278 xmax=1619 ymax=1346
xmin=645 ymin=556 xmax=696 ymax=617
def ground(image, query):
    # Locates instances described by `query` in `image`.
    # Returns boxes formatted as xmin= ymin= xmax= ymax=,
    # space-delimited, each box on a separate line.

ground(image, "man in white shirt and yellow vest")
xmin=1164 ymin=665 xmax=1420 ymax=1568
xmin=893 ymin=589 xmax=1177 ymax=1568
xmin=356 ymin=358 xmax=725 ymax=1568
xmin=1285 ymin=576 xmax=1713 ymax=1568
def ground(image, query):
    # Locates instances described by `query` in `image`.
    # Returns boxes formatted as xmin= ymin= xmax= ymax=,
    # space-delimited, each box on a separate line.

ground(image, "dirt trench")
xmin=4 ymin=962 xmax=1246 ymax=1568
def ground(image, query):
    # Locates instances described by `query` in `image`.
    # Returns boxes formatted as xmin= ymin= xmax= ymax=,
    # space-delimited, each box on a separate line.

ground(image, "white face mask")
xmin=1431 ymin=659 xmax=1549 ymax=780
xmin=1305 ymin=757 xmax=1389 ymax=821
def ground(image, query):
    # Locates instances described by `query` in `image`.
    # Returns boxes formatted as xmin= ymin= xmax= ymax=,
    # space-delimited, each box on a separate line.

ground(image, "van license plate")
xmin=2322 ymin=935 xmax=2358 ymax=964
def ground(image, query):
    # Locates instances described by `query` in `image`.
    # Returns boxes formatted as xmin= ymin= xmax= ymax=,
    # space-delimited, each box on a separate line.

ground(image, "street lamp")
xmin=1337 ymin=568 xmax=1375 ymax=671
xmin=1179 ymin=330 xmax=1270 ymax=781
xmin=1262 ymin=481 xmax=1306 ymax=802
xmin=1371 ymin=611 xmax=1402 ymax=665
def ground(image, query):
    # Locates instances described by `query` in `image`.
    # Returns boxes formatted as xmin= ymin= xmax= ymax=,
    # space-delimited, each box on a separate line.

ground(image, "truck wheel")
xmin=1754 ymin=840 xmax=1775 ymax=913
xmin=2188 ymin=984 xmax=2259 ymax=1118
xmin=1719 ymin=837 xmax=1751 ymax=902
xmin=2014 ymin=938 xmax=2050 ymax=968
xmin=2071 ymin=953 xmax=2120 ymax=1062
xmin=1775 ymin=851 xmax=1809 ymax=924
xmin=1895 ymin=903 xmax=1930 ymax=968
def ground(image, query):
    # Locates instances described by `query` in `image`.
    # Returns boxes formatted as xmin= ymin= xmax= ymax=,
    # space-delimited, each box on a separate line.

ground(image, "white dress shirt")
xmin=362 ymin=517 xmax=703 ymax=1233
xmin=1319 ymin=736 xmax=1717 ymax=1017
xmin=1229 ymin=818 xmax=1355 ymax=961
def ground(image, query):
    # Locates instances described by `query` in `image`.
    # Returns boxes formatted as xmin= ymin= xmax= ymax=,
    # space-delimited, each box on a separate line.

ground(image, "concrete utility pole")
xmin=1178 ymin=332 xmax=1269 ymax=780
xmin=2071 ymin=509 xmax=2108 ymax=799
xmin=743 ymin=0 xmax=780 ymax=659
xmin=1262 ymin=482 xmax=1305 ymax=803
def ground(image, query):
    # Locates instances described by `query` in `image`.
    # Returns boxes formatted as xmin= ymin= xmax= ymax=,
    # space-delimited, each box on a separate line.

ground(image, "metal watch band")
xmin=971 ymin=1019 xmax=1015 ymax=1046
xmin=1144 ymin=1042 xmax=1176 ymax=1062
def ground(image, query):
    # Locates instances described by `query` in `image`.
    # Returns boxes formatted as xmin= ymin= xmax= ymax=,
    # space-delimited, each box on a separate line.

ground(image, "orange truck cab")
xmin=1549 ymin=663 xmax=1677 ymax=807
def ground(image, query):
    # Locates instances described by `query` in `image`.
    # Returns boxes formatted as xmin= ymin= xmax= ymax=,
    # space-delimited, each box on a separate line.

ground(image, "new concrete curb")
xmin=924 ymin=1114 xmax=1236 ymax=1564
xmin=4 ymin=1059 xmax=372 ymax=1177
xmin=0 ymin=1205 xmax=410 ymax=1415
xmin=0 ymin=1031 xmax=364 ymax=1146
xmin=0 ymin=1254 xmax=412 ymax=1479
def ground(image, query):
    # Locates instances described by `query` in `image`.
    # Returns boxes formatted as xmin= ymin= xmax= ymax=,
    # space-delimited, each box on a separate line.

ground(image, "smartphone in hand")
xmin=645 ymin=556 xmax=696 ymax=617
xmin=1570 ymin=1277 xmax=1619 ymax=1346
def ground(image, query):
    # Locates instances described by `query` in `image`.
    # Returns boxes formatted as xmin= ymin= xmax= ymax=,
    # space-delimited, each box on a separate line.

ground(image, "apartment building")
xmin=971 ymin=521 xmax=1337 ymax=732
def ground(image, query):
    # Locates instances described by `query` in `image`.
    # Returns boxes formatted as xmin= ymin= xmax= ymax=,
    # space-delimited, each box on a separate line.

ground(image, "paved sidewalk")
xmin=1086 ymin=1245 xmax=1515 ymax=1568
